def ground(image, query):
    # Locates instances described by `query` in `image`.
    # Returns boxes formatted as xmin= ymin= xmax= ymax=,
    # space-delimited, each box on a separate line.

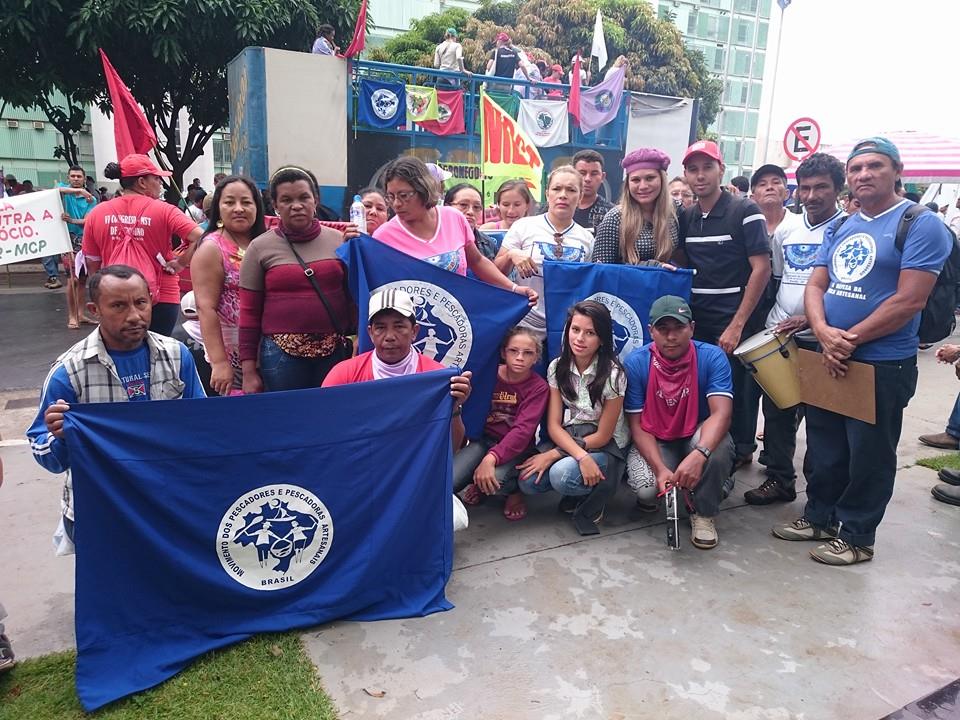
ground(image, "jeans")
xmin=41 ymin=255 xmax=60 ymax=279
xmin=149 ymin=302 xmax=179 ymax=336
xmin=803 ymin=357 xmax=918 ymax=547
xmin=519 ymin=452 xmax=610 ymax=496
xmin=259 ymin=335 xmax=349 ymax=392
xmin=947 ymin=392 xmax=960 ymax=439
xmin=694 ymin=322 xmax=761 ymax=458
xmin=628 ymin=428 xmax=734 ymax=517
xmin=453 ymin=437 xmax=531 ymax=494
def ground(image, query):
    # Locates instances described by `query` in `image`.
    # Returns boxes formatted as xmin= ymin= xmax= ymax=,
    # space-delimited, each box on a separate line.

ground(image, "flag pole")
xmin=760 ymin=6 xmax=786 ymax=164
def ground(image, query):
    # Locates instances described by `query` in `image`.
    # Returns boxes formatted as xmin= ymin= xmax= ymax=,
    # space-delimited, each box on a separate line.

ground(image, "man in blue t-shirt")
xmin=773 ymin=137 xmax=953 ymax=566
xmin=27 ymin=265 xmax=206 ymax=550
xmin=57 ymin=164 xmax=98 ymax=329
xmin=624 ymin=295 xmax=736 ymax=550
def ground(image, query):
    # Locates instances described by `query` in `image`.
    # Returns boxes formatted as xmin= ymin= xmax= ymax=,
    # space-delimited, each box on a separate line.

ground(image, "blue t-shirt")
xmin=110 ymin=345 xmax=152 ymax=400
xmin=57 ymin=182 xmax=97 ymax=236
xmin=623 ymin=341 xmax=733 ymax=423
xmin=816 ymin=201 xmax=953 ymax=360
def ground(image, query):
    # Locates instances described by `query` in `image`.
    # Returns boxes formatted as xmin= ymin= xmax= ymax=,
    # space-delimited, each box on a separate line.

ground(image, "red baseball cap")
xmin=496 ymin=32 xmax=510 ymax=43
xmin=682 ymin=140 xmax=723 ymax=166
xmin=119 ymin=153 xmax=172 ymax=178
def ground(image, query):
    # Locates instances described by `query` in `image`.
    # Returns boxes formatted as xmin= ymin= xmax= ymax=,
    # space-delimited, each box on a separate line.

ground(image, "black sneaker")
xmin=744 ymin=478 xmax=796 ymax=505
xmin=558 ymin=495 xmax=580 ymax=514
xmin=0 ymin=633 xmax=15 ymax=674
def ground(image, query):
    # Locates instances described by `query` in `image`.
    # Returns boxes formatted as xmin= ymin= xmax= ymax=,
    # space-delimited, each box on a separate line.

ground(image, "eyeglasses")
xmin=385 ymin=190 xmax=418 ymax=205
xmin=453 ymin=201 xmax=483 ymax=213
xmin=552 ymin=232 xmax=565 ymax=259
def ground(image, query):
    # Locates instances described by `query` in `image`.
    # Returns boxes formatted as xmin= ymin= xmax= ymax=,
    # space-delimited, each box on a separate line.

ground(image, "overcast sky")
xmin=757 ymin=0 xmax=959 ymax=162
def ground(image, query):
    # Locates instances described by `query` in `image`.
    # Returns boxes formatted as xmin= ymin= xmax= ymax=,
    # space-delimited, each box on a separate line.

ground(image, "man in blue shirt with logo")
xmin=28 ymin=265 xmax=206 ymax=550
xmin=57 ymin=164 xmax=98 ymax=329
xmin=773 ymin=137 xmax=953 ymax=565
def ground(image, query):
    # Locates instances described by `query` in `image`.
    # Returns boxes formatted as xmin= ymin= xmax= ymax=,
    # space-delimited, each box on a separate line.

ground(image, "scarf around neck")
xmin=278 ymin=218 xmax=323 ymax=243
xmin=371 ymin=348 xmax=420 ymax=380
xmin=640 ymin=342 xmax=699 ymax=441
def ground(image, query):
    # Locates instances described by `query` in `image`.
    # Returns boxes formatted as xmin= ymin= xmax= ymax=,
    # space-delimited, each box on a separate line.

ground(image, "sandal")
xmin=461 ymin=483 xmax=484 ymax=506
xmin=67 ymin=319 xmax=80 ymax=330
xmin=80 ymin=315 xmax=97 ymax=325
xmin=503 ymin=494 xmax=527 ymax=521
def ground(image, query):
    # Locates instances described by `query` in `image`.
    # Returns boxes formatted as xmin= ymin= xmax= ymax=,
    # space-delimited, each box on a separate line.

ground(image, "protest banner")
xmin=480 ymin=89 xmax=543 ymax=201
xmin=0 ymin=189 xmax=72 ymax=266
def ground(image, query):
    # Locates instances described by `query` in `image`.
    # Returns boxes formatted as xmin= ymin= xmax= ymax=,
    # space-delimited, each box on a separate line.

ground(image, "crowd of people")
xmin=15 ymin=135 xmax=955 ymax=605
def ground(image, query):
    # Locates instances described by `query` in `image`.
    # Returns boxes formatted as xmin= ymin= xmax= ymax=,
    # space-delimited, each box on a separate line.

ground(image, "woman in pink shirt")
xmin=82 ymin=154 xmax=204 ymax=335
xmin=372 ymin=156 xmax=537 ymax=305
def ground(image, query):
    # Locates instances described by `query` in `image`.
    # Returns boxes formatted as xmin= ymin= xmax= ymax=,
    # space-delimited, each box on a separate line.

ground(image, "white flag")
xmin=518 ymin=99 xmax=569 ymax=148
xmin=591 ymin=9 xmax=607 ymax=71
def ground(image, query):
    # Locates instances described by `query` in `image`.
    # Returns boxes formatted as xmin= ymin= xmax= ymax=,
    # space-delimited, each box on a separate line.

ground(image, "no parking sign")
xmin=783 ymin=117 xmax=821 ymax=163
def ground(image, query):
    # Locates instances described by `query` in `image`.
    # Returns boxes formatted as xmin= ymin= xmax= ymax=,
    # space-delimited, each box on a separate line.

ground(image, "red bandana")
xmin=640 ymin=342 xmax=699 ymax=441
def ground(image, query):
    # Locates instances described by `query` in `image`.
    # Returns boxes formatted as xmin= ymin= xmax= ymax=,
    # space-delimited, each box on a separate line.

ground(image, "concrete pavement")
xmin=1 ymin=279 xmax=958 ymax=717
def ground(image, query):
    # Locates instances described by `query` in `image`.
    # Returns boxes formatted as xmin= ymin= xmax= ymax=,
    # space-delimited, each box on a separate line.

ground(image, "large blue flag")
xmin=543 ymin=262 xmax=694 ymax=362
xmin=357 ymin=78 xmax=407 ymax=128
xmin=66 ymin=370 xmax=456 ymax=711
xmin=338 ymin=235 xmax=531 ymax=437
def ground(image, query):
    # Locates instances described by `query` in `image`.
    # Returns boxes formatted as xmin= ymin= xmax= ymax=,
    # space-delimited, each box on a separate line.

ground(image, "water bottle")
xmin=349 ymin=194 xmax=366 ymax=234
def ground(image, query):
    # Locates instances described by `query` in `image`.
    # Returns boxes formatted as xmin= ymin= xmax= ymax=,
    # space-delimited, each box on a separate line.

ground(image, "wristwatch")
xmin=694 ymin=445 xmax=712 ymax=459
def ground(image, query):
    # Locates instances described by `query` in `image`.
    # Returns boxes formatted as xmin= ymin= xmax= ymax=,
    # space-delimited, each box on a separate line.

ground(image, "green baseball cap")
xmin=847 ymin=136 xmax=901 ymax=167
xmin=446 ymin=27 xmax=458 ymax=37
xmin=650 ymin=295 xmax=693 ymax=326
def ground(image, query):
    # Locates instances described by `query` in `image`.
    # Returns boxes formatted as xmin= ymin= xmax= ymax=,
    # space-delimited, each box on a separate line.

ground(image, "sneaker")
xmin=744 ymin=478 xmax=797 ymax=505
xmin=772 ymin=517 xmax=837 ymax=541
xmin=634 ymin=498 xmax=658 ymax=513
xmin=809 ymin=538 xmax=874 ymax=565
xmin=44 ymin=277 xmax=62 ymax=289
xmin=0 ymin=634 xmax=15 ymax=674
xmin=918 ymin=432 xmax=959 ymax=450
xmin=690 ymin=514 xmax=718 ymax=549
xmin=937 ymin=468 xmax=960 ymax=486
xmin=931 ymin=483 xmax=960 ymax=507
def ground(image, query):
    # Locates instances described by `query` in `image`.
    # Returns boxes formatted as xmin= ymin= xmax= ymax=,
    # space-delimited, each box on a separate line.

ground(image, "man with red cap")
xmin=679 ymin=140 xmax=771 ymax=471
xmin=82 ymin=154 xmax=205 ymax=336
xmin=485 ymin=32 xmax=530 ymax=92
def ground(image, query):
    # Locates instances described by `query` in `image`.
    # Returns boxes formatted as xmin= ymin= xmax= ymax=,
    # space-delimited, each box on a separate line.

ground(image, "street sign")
xmin=783 ymin=117 xmax=821 ymax=163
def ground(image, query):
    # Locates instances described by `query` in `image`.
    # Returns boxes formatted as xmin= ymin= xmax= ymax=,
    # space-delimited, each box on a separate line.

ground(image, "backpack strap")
xmin=830 ymin=213 xmax=850 ymax=238
xmin=894 ymin=203 xmax=930 ymax=253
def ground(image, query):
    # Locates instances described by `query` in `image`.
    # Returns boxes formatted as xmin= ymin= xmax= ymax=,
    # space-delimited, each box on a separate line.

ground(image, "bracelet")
xmin=576 ymin=452 xmax=589 ymax=462
xmin=452 ymin=405 xmax=462 ymax=417
xmin=510 ymin=283 xmax=517 ymax=293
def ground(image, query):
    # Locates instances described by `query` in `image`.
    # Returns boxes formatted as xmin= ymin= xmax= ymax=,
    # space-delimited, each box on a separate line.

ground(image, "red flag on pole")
xmin=568 ymin=53 xmax=582 ymax=127
xmin=99 ymin=49 xmax=157 ymax=159
xmin=341 ymin=0 xmax=368 ymax=58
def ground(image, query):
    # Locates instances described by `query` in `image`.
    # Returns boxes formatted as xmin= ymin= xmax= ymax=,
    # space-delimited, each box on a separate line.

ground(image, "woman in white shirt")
xmin=495 ymin=165 xmax=595 ymax=342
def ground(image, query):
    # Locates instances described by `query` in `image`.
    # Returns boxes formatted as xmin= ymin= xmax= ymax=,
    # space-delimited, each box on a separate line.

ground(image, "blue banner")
xmin=338 ymin=236 xmax=531 ymax=437
xmin=66 ymin=370 xmax=456 ymax=711
xmin=358 ymin=78 xmax=407 ymax=128
xmin=543 ymin=262 xmax=694 ymax=362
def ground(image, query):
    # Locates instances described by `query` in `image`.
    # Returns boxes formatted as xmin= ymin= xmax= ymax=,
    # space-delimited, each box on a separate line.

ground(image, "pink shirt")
xmin=372 ymin=205 xmax=475 ymax=275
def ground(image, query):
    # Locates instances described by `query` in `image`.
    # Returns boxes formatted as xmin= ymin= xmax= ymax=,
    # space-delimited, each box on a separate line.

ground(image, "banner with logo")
xmin=338 ymin=235 xmax=531 ymax=437
xmin=480 ymin=89 xmax=544 ymax=201
xmin=419 ymin=89 xmax=466 ymax=136
xmin=518 ymin=99 xmax=569 ymax=147
xmin=543 ymin=262 xmax=694 ymax=363
xmin=67 ymin=370 xmax=456 ymax=711
xmin=358 ymin=78 xmax=406 ymax=128
xmin=0 ymin=189 xmax=72 ymax=266
xmin=406 ymin=85 xmax=440 ymax=122
xmin=579 ymin=65 xmax=625 ymax=134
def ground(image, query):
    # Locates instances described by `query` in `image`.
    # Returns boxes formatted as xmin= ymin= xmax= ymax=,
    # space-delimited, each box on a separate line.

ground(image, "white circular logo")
xmin=436 ymin=102 xmax=452 ymax=123
xmin=587 ymin=292 xmax=644 ymax=360
xmin=218 ymin=484 xmax=333 ymax=591
xmin=831 ymin=232 xmax=876 ymax=283
xmin=373 ymin=280 xmax=473 ymax=367
xmin=371 ymin=89 xmax=399 ymax=120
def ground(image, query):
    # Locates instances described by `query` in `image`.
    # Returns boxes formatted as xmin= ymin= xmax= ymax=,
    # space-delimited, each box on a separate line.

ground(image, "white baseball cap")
xmin=368 ymin=288 xmax=416 ymax=322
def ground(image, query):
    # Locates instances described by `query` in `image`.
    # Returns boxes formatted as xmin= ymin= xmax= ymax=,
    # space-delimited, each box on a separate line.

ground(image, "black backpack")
xmin=832 ymin=204 xmax=960 ymax=344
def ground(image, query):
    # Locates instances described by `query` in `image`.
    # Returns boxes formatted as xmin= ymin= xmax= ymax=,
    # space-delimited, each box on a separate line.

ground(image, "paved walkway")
xmin=1 ymin=283 xmax=958 ymax=718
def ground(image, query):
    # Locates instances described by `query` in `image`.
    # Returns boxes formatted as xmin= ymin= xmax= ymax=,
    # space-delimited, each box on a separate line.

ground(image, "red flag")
xmin=341 ymin=0 xmax=368 ymax=58
xmin=99 ymin=49 xmax=156 ymax=159
xmin=418 ymin=90 xmax=465 ymax=136
xmin=568 ymin=53 xmax=582 ymax=126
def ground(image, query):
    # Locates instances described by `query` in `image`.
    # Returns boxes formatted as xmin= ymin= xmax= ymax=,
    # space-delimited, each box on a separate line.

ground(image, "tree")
xmin=367 ymin=0 xmax=721 ymax=134
xmin=0 ymin=0 xmax=370 ymax=192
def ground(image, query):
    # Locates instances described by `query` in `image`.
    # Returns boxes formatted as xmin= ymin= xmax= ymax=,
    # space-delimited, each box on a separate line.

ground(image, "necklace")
xmin=544 ymin=215 xmax=575 ymax=259
xmin=221 ymin=228 xmax=250 ymax=262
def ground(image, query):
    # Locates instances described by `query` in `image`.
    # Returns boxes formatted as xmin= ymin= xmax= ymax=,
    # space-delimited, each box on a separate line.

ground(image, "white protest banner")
xmin=0 ymin=190 xmax=72 ymax=265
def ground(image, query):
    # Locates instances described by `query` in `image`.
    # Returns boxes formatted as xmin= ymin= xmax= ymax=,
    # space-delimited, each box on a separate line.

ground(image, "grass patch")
xmin=0 ymin=633 xmax=337 ymax=720
xmin=916 ymin=453 xmax=960 ymax=472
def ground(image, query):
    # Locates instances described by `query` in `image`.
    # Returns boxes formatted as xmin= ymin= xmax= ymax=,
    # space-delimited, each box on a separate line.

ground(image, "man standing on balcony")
xmin=486 ymin=32 xmax=529 ymax=92
xmin=434 ymin=28 xmax=471 ymax=88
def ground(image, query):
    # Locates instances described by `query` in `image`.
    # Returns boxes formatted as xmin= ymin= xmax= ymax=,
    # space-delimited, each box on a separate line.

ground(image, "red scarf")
xmin=277 ymin=218 xmax=323 ymax=243
xmin=640 ymin=342 xmax=699 ymax=441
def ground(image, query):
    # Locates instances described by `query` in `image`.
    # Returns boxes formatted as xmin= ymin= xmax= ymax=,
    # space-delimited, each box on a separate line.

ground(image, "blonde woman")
xmin=593 ymin=148 xmax=680 ymax=266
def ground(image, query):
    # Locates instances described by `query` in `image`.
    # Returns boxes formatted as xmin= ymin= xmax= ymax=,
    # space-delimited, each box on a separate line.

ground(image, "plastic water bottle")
xmin=349 ymin=194 xmax=366 ymax=234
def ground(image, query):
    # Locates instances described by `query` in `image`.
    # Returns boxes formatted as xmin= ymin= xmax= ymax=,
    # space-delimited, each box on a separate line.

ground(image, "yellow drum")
xmin=733 ymin=330 xmax=802 ymax=409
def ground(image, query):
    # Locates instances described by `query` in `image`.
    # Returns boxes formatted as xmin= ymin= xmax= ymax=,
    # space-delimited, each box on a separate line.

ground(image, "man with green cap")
xmin=773 ymin=136 xmax=954 ymax=565
xmin=623 ymin=295 xmax=736 ymax=549
xmin=434 ymin=27 xmax=470 ymax=87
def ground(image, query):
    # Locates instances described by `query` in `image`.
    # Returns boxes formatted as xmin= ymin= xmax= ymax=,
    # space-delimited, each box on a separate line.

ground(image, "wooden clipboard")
xmin=797 ymin=349 xmax=876 ymax=424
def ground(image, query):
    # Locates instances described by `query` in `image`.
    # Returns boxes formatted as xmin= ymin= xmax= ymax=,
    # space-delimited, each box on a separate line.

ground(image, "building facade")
xmin=654 ymin=0 xmax=773 ymax=180
xmin=368 ymin=0 xmax=481 ymax=44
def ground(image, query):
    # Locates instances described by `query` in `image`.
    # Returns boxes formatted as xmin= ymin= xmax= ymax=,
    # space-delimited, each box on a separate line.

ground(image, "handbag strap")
xmin=284 ymin=237 xmax=345 ymax=337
